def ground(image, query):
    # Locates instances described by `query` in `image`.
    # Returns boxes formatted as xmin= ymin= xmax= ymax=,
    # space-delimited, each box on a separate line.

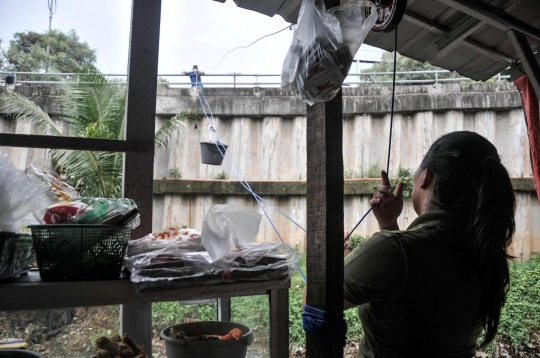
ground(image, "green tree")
xmin=0 ymin=72 xmax=201 ymax=198
xmin=1 ymin=29 xmax=97 ymax=81
xmin=363 ymin=52 xmax=462 ymax=83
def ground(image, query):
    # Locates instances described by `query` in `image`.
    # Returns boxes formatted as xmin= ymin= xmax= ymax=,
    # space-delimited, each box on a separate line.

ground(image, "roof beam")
xmin=437 ymin=0 xmax=540 ymax=41
xmin=507 ymin=29 xmax=540 ymax=99
xmin=430 ymin=18 xmax=484 ymax=61
xmin=402 ymin=10 xmax=513 ymax=63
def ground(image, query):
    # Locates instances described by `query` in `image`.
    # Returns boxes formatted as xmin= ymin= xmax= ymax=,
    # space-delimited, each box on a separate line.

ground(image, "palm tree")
xmin=0 ymin=72 xmax=201 ymax=198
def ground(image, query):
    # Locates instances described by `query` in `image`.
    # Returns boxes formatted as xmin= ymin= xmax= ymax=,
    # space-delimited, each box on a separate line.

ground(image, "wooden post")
xmin=122 ymin=0 xmax=162 ymax=356
xmin=306 ymin=0 xmax=345 ymax=343
xmin=270 ymin=288 xmax=289 ymax=358
xmin=123 ymin=0 xmax=162 ymax=238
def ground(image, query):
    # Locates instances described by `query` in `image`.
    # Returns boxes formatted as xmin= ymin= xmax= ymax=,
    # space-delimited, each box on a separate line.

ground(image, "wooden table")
xmin=0 ymin=272 xmax=290 ymax=358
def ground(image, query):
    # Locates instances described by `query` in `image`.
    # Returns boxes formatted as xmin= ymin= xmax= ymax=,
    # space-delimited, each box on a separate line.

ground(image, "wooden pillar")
xmin=270 ymin=288 xmax=289 ymax=358
xmin=122 ymin=1 xmax=162 ymax=356
xmin=305 ymin=6 xmax=344 ymax=356
xmin=123 ymin=0 xmax=162 ymax=238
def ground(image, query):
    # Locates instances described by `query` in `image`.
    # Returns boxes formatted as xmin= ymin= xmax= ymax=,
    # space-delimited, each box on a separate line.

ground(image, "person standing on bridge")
xmin=182 ymin=65 xmax=205 ymax=88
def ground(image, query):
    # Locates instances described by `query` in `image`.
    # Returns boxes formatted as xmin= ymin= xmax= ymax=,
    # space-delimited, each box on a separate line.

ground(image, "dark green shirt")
xmin=344 ymin=211 xmax=483 ymax=358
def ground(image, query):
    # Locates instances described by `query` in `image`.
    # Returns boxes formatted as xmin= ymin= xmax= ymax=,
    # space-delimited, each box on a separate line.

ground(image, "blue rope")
xmin=302 ymin=304 xmax=348 ymax=347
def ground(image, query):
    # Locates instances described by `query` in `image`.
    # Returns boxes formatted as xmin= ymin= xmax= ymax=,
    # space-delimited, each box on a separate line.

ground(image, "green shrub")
xmin=152 ymin=301 xmax=217 ymax=328
xmin=215 ymin=171 xmax=227 ymax=180
xmin=366 ymin=159 xmax=382 ymax=178
xmin=391 ymin=166 xmax=413 ymax=198
xmin=168 ymin=167 xmax=181 ymax=179
xmin=494 ymin=255 xmax=540 ymax=349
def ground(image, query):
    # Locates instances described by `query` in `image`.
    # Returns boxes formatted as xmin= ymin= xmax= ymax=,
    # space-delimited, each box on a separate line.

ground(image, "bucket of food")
xmin=160 ymin=321 xmax=253 ymax=358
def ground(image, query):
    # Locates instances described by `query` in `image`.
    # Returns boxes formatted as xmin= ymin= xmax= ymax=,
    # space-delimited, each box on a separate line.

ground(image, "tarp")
xmin=514 ymin=74 xmax=540 ymax=204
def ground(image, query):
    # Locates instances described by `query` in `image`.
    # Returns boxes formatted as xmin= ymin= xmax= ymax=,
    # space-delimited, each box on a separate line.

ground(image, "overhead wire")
xmin=195 ymin=24 xmax=400 ymax=284
xmin=208 ymin=25 xmax=292 ymax=73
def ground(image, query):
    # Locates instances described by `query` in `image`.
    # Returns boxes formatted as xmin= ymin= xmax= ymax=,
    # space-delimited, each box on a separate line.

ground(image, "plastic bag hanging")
xmin=281 ymin=0 xmax=377 ymax=105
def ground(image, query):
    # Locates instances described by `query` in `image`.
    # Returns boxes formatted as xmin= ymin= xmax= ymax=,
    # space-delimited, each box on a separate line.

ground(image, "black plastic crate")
xmin=0 ymin=232 xmax=34 ymax=280
xmin=29 ymin=225 xmax=131 ymax=281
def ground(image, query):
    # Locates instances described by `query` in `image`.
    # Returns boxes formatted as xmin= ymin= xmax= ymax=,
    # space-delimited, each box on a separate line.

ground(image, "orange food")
xmin=218 ymin=328 xmax=242 ymax=341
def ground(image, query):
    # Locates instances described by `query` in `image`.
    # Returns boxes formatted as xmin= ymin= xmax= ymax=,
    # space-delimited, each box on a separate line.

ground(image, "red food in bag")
xmin=43 ymin=201 xmax=87 ymax=224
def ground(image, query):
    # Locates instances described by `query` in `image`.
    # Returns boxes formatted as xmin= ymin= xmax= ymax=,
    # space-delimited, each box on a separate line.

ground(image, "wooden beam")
xmin=507 ymin=30 xmax=540 ymax=99
xmin=305 ymin=0 xmax=345 ymax=336
xmin=122 ymin=0 xmax=162 ymax=355
xmin=437 ymin=0 xmax=540 ymax=41
xmin=0 ymin=133 xmax=153 ymax=152
xmin=123 ymin=0 xmax=161 ymax=238
xmin=270 ymin=288 xmax=289 ymax=358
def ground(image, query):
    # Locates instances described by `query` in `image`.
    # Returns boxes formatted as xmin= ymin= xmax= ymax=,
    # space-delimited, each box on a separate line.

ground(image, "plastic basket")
xmin=0 ymin=232 xmax=34 ymax=280
xmin=29 ymin=225 xmax=132 ymax=281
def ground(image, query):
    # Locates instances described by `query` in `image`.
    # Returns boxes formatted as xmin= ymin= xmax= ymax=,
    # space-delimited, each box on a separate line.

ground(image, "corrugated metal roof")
xmin=215 ymin=0 xmax=540 ymax=81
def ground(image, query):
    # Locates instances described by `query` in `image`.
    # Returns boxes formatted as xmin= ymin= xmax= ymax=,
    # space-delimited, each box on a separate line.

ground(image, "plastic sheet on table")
xmin=124 ymin=242 xmax=301 ymax=292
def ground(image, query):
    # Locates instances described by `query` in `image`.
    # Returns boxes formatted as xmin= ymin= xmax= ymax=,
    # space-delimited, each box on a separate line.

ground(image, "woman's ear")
xmin=419 ymin=168 xmax=435 ymax=189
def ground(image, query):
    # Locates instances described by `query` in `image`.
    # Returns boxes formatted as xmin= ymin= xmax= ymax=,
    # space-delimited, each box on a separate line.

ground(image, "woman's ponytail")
xmin=420 ymin=132 xmax=516 ymax=347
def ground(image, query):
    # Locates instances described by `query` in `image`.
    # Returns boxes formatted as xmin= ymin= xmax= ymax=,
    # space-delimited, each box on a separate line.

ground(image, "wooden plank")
xmin=270 ymin=288 xmax=289 ymax=358
xmin=123 ymin=0 xmax=161 ymax=240
xmin=0 ymin=133 xmax=153 ymax=153
xmin=0 ymin=272 xmax=291 ymax=311
xmin=122 ymin=0 xmax=163 ymax=353
xmin=305 ymin=0 xmax=344 ymax=351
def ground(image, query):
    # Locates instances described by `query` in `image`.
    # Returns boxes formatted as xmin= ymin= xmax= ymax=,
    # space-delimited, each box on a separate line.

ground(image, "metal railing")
xmin=0 ymin=70 xmax=510 ymax=88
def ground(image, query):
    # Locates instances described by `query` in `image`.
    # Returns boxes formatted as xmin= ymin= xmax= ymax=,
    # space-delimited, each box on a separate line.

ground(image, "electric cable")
xmin=343 ymin=24 xmax=399 ymax=243
xmin=208 ymin=25 xmax=292 ymax=73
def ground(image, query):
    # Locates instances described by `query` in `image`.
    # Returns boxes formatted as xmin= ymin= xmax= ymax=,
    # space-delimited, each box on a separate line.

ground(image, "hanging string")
xmin=343 ymin=23 xmax=399 ymax=244
xmin=197 ymin=88 xmax=308 ymax=282
xmin=303 ymin=24 xmax=400 ymax=348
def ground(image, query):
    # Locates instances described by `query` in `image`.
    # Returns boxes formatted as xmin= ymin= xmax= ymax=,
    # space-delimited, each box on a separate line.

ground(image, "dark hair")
xmin=420 ymin=131 xmax=515 ymax=347
xmin=193 ymin=65 xmax=198 ymax=68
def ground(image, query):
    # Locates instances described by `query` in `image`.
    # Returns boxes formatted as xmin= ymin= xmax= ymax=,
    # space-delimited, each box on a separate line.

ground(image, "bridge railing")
xmin=0 ymin=70 xmax=510 ymax=87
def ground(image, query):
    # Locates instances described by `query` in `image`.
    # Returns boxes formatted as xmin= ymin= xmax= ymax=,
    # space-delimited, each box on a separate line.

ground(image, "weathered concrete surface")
xmin=154 ymin=177 xmax=536 ymax=195
xmin=2 ymin=83 xmax=538 ymax=259
xmin=155 ymin=81 xmax=522 ymax=116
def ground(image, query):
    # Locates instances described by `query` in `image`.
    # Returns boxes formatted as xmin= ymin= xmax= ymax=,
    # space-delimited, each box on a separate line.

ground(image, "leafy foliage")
xmin=391 ymin=166 xmax=413 ymax=198
xmin=364 ymin=52 xmax=461 ymax=83
xmin=495 ymin=255 xmax=540 ymax=349
xmin=0 ymin=72 xmax=193 ymax=197
xmin=168 ymin=168 xmax=182 ymax=179
xmin=152 ymin=301 xmax=217 ymax=328
xmin=365 ymin=159 xmax=382 ymax=178
xmin=155 ymin=110 xmax=201 ymax=153
xmin=1 ymin=30 xmax=97 ymax=80
xmin=215 ymin=171 xmax=227 ymax=180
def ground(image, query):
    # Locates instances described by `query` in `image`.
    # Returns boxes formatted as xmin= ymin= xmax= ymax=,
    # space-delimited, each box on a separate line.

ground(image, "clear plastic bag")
xmin=124 ymin=242 xmax=300 ymax=292
xmin=0 ymin=154 xmax=50 ymax=232
xmin=200 ymin=205 xmax=262 ymax=262
xmin=126 ymin=227 xmax=204 ymax=257
xmin=42 ymin=197 xmax=140 ymax=227
xmin=281 ymin=0 xmax=377 ymax=105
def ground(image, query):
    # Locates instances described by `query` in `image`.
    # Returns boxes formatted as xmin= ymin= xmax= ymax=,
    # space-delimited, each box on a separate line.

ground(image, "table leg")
xmin=121 ymin=303 xmax=152 ymax=357
xmin=270 ymin=288 xmax=289 ymax=358
xmin=218 ymin=297 xmax=231 ymax=321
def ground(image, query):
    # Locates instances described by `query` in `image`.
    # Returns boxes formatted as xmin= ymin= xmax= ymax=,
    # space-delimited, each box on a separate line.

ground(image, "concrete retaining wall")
xmin=1 ymin=82 xmax=538 ymax=259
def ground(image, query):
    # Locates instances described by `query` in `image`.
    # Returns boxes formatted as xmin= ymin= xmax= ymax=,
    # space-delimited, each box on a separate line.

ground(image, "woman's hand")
xmin=370 ymin=170 xmax=403 ymax=231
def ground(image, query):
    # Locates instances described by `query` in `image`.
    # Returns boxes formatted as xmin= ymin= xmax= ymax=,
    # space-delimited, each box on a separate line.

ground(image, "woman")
xmin=343 ymin=131 xmax=516 ymax=357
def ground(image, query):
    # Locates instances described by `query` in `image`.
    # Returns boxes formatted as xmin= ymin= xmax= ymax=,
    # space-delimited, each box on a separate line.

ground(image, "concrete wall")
xmin=1 ymin=83 xmax=539 ymax=259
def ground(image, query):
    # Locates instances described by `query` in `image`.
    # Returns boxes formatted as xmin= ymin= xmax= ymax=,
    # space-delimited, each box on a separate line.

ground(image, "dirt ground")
xmin=1 ymin=307 xmax=539 ymax=357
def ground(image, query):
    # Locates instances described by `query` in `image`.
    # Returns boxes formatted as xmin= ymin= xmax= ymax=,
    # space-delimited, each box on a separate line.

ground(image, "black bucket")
xmin=5 ymin=75 xmax=15 ymax=85
xmin=200 ymin=142 xmax=228 ymax=165
xmin=160 ymin=321 xmax=253 ymax=358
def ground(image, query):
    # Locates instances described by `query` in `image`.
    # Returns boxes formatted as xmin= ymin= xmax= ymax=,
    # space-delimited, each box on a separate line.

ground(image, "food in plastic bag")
xmin=127 ymin=227 xmax=204 ymax=257
xmin=124 ymin=242 xmax=300 ymax=292
xmin=42 ymin=197 xmax=140 ymax=227
xmin=281 ymin=0 xmax=377 ymax=105
xmin=0 ymin=154 xmax=50 ymax=232
xmin=25 ymin=164 xmax=80 ymax=202
xmin=200 ymin=205 xmax=262 ymax=262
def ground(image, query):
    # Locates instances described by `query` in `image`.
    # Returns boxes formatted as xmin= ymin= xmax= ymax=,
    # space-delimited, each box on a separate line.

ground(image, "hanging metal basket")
xmin=200 ymin=142 xmax=228 ymax=166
